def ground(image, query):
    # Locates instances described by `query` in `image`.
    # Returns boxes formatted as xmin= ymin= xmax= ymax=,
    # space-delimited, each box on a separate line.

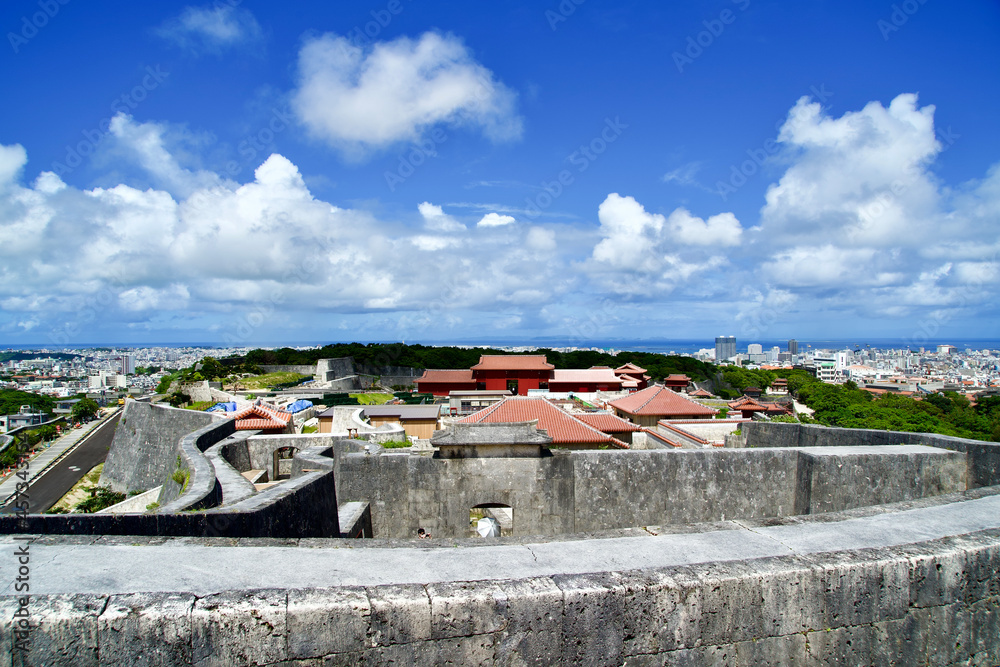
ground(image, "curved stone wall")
xmin=5 ymin=490 xmax=1000 ymax=665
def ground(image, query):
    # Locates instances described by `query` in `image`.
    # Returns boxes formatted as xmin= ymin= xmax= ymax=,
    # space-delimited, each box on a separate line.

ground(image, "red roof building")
xmin=663 ymin=374 xmax=692 ymax=392
xmin=608 ymin=384 xmax=718 ymax=426
xmin=229 ymin=403 xmax=294 ymax=434
xmin=727 ymin=396 xmax=793 ymax=419
xmin=548 ymin=367 xmax=623 ymax=393
xmin=614 ymin=363 xmax=651 ymax=390
xmin=573 ymin=412 xmax=643 ymax=444
xmin=415 ymin=369 xmax=477 ymax=396
xmin=469 ymin=355 xmax=554 ymax=395
xmin=458 ymin=397 xmax=628 ymax=449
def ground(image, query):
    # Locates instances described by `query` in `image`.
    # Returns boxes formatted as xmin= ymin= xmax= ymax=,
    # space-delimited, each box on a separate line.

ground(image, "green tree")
xmin=71 ymin=398 xmax=100 ymax=422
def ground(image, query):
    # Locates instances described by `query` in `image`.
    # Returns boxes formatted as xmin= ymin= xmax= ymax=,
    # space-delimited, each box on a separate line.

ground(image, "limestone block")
xmin=808 ymin=548 xmax=909 ymax=629
xmin=286 ymin=587 xmax=370 ymax=659
xmin=99 ymin=592 xmax=194 ymax=666
xmin=17 ymin=594 xmax=103 ymax=667
xmin=553 ymin=572 xmax=625 ymax=666
xmin=492 ymin=577 xmax=563 ymax=666
xmin=192 ymin=589 xmax=287 ymax=667
xmin=427 ymin=580 xmax=508 ymax=640
xmin=366 ymin=583 xmax=431 ymax=647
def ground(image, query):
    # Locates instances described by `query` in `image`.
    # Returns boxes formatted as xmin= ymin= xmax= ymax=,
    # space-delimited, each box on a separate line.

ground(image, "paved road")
xmin=0 ymin=412 xmax=120 ymax=514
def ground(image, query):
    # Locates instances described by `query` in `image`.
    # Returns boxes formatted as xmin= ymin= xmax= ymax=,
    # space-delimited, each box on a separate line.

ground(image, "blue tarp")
xmin=206 ymin=402 xmax=238 ymax=412
xmin=285 ymin=399 xmax=313 ymax=414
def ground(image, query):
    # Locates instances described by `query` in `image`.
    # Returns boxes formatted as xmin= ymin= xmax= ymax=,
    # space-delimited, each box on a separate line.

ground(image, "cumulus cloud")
xmin=588 ymin=193 xmax=739 ymax=297
xmin=418 ymin=201 xmax=465 ymax=231
xmin=754 ymin=92 xmax=1000 ymax=321
xmin=0 ymin=138 xmax=572 ymax=343
xmin=157 ymin=4 xmax=264 ymax=54
xmin=477 ymin=212 xmax=516 ymax=227
xmin=292 ymin=31 xmax=522 ymax=158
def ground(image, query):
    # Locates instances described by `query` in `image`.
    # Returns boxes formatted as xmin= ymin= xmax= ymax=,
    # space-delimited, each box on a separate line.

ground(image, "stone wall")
xmin=7 ymin=528 xmax=1000 ymax=665
xmin=258 ymin=365 xmax=317 ymax=376
xmin=99 ymin=401 xmax=223 ymax=494
xmin=742 ymin=421 xmax=1000 ymax=488
xmin=337 ymin=445 xmax=965 ymax=538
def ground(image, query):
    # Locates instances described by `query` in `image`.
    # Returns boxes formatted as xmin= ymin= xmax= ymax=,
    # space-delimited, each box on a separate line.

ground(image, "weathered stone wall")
xmin=99 ymin=401 xmax=222 ymax=494
xmin=743 ymin=421 xmax=1000 ymax=487
xmin=258 ymin=365 xmax=317 ymax=376
xmin=7 ymin=530 xmax=999 ymax=665
xmin=337 ymin=446 xmax=965 ymax=538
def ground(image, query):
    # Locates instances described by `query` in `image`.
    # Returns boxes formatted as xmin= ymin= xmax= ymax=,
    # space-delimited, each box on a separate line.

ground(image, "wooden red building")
xmin=468 ymin=355 xmax=555 ymax=395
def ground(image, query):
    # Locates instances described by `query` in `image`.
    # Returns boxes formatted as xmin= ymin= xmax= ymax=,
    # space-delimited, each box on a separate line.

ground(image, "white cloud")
xmin=0 ymin=139 xmax=573 ymax=342
xmin=589 ymin=194 xmax=737 ymax=297
xmin=0 ymin=144 xmax=27 ymax=188
xmin=292 ymin=31 xmax=522 ymax=158
xmin=418 ymin=201 xmax=465 ymax=231
xmin=477 ymin=212 xmax=516 ymax=227
xmin=158 ymin=4 xmax=263 ymax=54
xmin=662 ymin=161 xmax=703 ymax=186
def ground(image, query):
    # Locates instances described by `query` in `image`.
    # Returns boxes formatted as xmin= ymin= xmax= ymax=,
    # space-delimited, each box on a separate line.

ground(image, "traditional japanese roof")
xmin=459 ymin=397 xmax=628 ymax=448
xmin=619 ymin=374 xmax=641 ymax=389
xmin=470 ymin=355 xmax=554 ymax=371
xmin=688 ymin=388 xmax=714 ymax=398
xmin=574 ymin=412 xmax=642 ymax=433
xmin=664 ymin=374 xmax=691 ymax=383
xmin=416 ymin=369 xmax=475 ymax=383
xmin=549 ymin=368 xmax=622 ymax=385
xmin=608 ymin=384 xmax=718 ymax=418
xmin=614 ymin=362 xmax=647 ymax=374
xmin=229 ymin=403 xmax=293 ymax=431
xmin=728 ymin=396 xmax=767 ymax=411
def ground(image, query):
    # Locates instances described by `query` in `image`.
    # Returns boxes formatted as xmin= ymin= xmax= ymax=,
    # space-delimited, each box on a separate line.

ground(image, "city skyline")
xmin=2 ymin=1 xmax=999 ymax=346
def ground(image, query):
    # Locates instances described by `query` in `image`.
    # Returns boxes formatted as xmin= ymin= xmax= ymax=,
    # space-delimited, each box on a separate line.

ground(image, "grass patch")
xmin=379 ymin=439 xmax=411 ymax=448
xmin=239 ymin=372 xmax=311 ymax=390
xmin=47 ymin=463 xmax=105 ymax=513
xmin=302 ymin=425 xmax=318 ymax=434
xmin=352 ymin=393 xmax=394 ymax=405
xmin=185 ymin=401 xmax=215 ymax=411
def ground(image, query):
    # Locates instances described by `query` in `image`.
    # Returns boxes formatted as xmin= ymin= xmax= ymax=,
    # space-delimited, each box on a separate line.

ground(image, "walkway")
xmin=0 ymin=408 xmax=120 ymax=507
xmin=5 ymin=489 xmax=999 ymax=596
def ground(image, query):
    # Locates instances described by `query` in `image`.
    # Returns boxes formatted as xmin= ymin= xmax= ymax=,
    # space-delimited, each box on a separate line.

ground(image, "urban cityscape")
xmin=3 ymin=1 xmax=999 ymax=664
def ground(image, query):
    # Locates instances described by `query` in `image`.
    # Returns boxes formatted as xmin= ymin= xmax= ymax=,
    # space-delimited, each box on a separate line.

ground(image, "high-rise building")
xmin=120 ymin=354 xmax=135 ymax=375
xmin=715 ymin=336 xmax=736 ymax=362
xmin=788 ymin=339 xmax=798 ymax=355
xmin=747 ymin=343 xmax=763 ymax=355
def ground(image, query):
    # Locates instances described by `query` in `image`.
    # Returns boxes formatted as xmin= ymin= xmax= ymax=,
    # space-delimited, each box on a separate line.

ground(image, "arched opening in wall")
xmin=470 ymin=503 xmax=513 ymax=537
xmin=273 ymin=446 xmax=297 ymax=481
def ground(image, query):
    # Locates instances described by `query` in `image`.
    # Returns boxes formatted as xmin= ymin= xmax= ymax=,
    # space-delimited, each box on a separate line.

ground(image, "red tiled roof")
xmin=614 ymin=362 xmax=647 ymax=374
xmin=417 ymin=369 xmax=475 ymax=383
xmin=664 ymin=374 xmax=691 ymax=382
xmin=728 ymin=396 xmax=767 ymax=410
xmin=470 ymin=355 xmax=554 ymax=371
xmin=574 ymin=412 xmax=642 ymax=433
xmin=229 ymin=403 xmax=292 ymax=431
xmin=550 ymin=368 xmax=622 ymax=385
xmin=688 ymin=388 xmax=713 ymax=398
xmin=619 ymin=374 xmax=641 ymax=388
xmin=608 ymin=385 xmax=717 ymax=417
xmin=459 ymin=397 xmax=628 ymax=447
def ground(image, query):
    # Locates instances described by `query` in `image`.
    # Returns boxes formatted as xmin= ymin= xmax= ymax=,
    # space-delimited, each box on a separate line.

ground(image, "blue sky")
xmin=1 ymin=0 xmax=999 ymax=347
